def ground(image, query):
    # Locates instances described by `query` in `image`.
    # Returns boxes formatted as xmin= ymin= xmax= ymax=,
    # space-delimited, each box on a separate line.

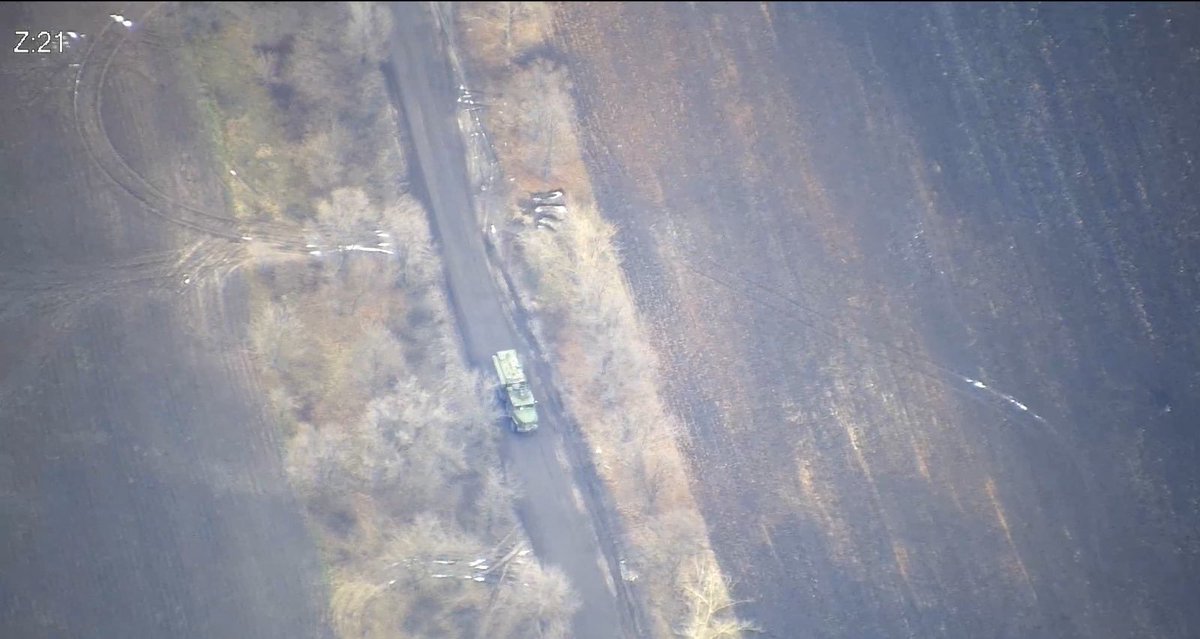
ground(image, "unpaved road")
xmin=385 ymin=4 xmax=635 ymax=637
xmin=557 ymin=3 xmax=1200 ymax=638
xmin=0 ymin=4 xmax=332 ymax=638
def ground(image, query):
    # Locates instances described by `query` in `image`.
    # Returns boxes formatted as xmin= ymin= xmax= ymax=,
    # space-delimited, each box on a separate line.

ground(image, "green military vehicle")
xmin=493 ymin=349 xmax=539 ymax=433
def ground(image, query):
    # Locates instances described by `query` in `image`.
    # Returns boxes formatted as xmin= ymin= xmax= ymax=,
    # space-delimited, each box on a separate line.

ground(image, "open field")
xmin=0 ymin=3 xmax=331 ymax=637
xmin=2 ymin=2 xmax=581 ymax=637
xmin=9 ymin=3 xmax=1195 ymax=638
xmin=551 ymin=3 xmax=1200 ymax=638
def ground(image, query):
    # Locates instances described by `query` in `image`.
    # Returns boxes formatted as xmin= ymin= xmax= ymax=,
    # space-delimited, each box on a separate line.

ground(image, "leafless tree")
xmin=677 ymin=556 xmax=761 ymax=638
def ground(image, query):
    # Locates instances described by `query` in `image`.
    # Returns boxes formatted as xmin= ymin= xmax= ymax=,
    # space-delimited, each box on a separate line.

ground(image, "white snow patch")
xmin=229 ymin=169 xmax=237 ymax=176
xmin=964 ymin=375 xmax=1047 ymax=423
xmin=309 ymin=250 xmax=322 ymax=257
xmin=340 ymin=244 xmax=394 ymax=255
xmin=241 ymin=236 xmax=253 ymax=241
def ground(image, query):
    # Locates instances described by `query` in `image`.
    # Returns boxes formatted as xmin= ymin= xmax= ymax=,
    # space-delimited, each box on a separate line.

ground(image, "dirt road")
xmin=557 ymin=3 xmax=1200 ymax=638
xmin=0 ymin=3 xmax=332 ymax=638
xmin=384 ymin=4 xmax=636 ymax=637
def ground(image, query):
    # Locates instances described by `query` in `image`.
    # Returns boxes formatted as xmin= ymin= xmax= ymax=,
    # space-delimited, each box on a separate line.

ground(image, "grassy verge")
xmin=178 ymin=3 xmax=576 ymax=636
xmin=455 ymin=3 xmax=756 ymax=636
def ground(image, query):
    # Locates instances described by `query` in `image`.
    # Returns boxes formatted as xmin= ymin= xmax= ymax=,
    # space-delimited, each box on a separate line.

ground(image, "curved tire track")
xmin=8 ymin=3 xmax=402 ymax=387
xmin=0 ymin=238 xmax=245 ymax=325
xmin=0 ymin=237 xmax=249 ymax=414
xmin=71 ymin=4 xmax=308 ymax=251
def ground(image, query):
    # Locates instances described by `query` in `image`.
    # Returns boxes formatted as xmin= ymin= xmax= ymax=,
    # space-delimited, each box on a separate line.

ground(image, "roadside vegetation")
xmin=455 ymin=3 xmax=757 ymax=636
xmin=178 ymin=3 xmax=576 ymax=636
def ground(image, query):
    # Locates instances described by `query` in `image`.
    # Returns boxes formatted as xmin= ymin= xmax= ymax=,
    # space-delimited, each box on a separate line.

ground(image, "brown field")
xmin=549 ymin=3 xmax=1200 ymax=637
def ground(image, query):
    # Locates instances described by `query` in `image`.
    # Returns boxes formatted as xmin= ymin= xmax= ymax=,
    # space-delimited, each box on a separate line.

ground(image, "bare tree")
xmin=201 ymin=3 xmax=591 ymax=635
xmin=677 ymin=556 xmax=760 ymax=638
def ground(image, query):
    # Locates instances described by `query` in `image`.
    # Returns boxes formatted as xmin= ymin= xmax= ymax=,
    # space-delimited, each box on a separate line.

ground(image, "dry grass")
xmin=486 ymin=59 xmax=587 ymax=192
xmin=455 ymin=3 xmax=753 ymax=636
xmin=181 ymin=2 xmax=405 ymax=222
xmin=459 ymin=2 xmax=555 ymax=77
xmin=182 ymin=3 xmax=576 ymax=637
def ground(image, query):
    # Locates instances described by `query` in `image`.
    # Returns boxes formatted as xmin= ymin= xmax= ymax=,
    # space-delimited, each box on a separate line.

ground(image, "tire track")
xmin=70 ymin=4 xmax=316 ymax=253
xmin=0 ymin=238 xmax=248 ymax=410
xmin=7 ymin=2 xmax=406 ymax=405
xmin=3 ymin=5 xmax=337 ymax=636
xmin=1 ymin=238 xmax=246 ymax=318
xmin=7 ymin=3 xmax=397 ymax=343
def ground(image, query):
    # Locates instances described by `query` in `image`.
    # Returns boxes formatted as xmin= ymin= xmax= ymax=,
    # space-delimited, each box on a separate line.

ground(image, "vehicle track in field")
xmin=1 ymin=238 xmax=246 ymax=318
xmin=0 ymin=237 xmax=249 ymax=407
xmin=69 ymin=4 xmax=378 ymax=256
xmin=7 ymin=3 xmax=400 ymax=373
xmin=0 ymin=5 xmax=337 ymax=636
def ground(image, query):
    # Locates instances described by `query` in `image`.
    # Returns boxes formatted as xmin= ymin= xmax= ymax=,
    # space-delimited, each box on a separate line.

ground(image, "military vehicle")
xmin=492 ymin=349 xmax=539 ymax=433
